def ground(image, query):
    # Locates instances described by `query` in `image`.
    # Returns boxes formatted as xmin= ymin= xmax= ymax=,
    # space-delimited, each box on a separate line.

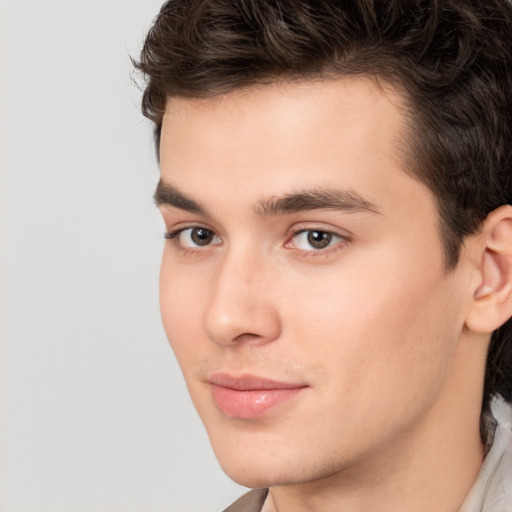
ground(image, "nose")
xmin=202 ymin=250 xmax=282 ymax=346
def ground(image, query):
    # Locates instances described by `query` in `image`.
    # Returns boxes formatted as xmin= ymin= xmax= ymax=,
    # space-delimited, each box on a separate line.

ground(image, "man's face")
xmin=157 ymin=79 xmax=472 ymax=488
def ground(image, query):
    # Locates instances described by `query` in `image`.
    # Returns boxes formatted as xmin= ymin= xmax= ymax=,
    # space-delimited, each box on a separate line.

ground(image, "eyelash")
xmin=164 ymin=226 xmax=220 ymax=256
xmin=285 ymin=228 xmax=349 ymax=257
xmin=164 ymin=226 xmax=350 ymax=257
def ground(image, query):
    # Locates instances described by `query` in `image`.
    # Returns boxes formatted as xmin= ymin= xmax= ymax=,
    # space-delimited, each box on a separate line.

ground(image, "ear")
xmin=465 ymin=205 xmax=512 ymax=333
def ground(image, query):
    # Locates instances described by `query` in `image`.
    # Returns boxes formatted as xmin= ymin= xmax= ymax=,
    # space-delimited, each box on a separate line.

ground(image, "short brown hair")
xmin=135 ymin=0 xmax=512 ymax=412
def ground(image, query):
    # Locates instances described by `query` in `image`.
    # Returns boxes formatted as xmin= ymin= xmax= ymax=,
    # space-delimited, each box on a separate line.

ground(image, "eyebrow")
xmin=255 ymin=188 xmax=380 ymax=217
xmin=154 ymin=179 xmax=207 ymax=214
xmin=154 ymin=179 xmax=380 ymax=217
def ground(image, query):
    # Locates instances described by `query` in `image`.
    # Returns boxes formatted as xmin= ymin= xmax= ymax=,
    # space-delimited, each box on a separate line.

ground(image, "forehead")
xmin=158 ymin=78 xmax=424 ymax=222
xmin=160 ymin=78 xmax=407 ymax=165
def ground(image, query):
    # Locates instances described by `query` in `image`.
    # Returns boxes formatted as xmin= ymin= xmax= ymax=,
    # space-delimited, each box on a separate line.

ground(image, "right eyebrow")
xmin=154 ymin=179 xmax=208 ymax=215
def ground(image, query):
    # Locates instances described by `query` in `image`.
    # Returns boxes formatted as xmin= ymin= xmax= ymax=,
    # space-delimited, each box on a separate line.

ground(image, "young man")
xmin=136 ymin=1 xmax=512 ymax=510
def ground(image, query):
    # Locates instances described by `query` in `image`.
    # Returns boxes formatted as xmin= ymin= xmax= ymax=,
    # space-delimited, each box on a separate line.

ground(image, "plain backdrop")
xmin=0 ymin=1 xmax=246 ymax=510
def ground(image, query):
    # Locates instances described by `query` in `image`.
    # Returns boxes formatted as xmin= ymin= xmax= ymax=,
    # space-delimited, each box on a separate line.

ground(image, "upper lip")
xmin=208 ymin=373 xmax=307 ymax=391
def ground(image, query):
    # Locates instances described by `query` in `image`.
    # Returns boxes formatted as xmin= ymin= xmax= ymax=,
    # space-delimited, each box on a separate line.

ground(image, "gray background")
xmin=0 ymin=1 xmax=246 ymax=510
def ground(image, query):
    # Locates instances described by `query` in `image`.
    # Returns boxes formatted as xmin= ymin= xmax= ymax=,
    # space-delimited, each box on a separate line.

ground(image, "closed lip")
xmin=208 ymin=372 xmax=308 ymax=419
xmin=208 ymin=372 xmax=307 ymax=390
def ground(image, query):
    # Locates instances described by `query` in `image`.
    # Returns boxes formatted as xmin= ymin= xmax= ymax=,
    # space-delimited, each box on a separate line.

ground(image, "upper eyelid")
xmin=165 ymin=225 xmax=219 ymax=239
xmin=164 ymin=222 xmax=218 ymax=236
xmin=292 ymin=227 xmax=346 ymax=237
xmin=287 ymin=223 xmax=352 ymax=240
xmin=160 ymin=208 xmax=352 ymax=234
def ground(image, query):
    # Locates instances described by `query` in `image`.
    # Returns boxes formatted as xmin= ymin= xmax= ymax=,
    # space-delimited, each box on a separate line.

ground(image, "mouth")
xmin=208 ymin=373 xmax=308 ymax=419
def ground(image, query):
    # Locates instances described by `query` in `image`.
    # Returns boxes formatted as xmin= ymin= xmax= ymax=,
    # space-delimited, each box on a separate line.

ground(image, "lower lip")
xmin=210 ymin=385 xmax=305 ymax=419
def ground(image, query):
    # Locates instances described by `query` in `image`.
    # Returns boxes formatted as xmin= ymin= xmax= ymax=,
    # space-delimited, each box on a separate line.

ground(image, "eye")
xmin=166 ymin=227 xmax=221 ymax=248
xmin=290 ymin=229 xmax=345 ymax=251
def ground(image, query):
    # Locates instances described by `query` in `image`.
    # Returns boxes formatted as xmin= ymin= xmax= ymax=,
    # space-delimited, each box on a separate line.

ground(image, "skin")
xmin=157 ymin=78 xmax=496 ymax=512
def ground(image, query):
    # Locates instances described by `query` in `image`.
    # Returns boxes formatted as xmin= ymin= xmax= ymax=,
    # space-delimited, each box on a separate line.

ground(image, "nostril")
xmin=201 ymin=260 xmax=282 ymax=346
xmin=232 ymin=332 xmax=263 ymax=344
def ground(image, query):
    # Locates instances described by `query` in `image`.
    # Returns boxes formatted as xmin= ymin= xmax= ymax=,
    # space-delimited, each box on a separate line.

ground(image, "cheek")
xmin=159 ymin=254 xmax=206 ymax=364
xmin=282 ymin=248 xmax=462 ymax=410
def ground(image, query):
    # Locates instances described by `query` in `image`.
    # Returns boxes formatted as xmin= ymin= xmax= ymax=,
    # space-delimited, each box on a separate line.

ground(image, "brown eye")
xmin=190 ymin=228 xmax=214 ymax=246
xmin=170 ymin=227 xmax=221 ymax=248
xmin=289 ymin=229 xmax=346 ymax=253
xmin=307 ymin=230 xmax=332 ymax=249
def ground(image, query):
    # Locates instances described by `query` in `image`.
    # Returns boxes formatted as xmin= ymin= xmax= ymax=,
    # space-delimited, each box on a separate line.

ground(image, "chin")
xmin=213 ymin=444 xmax=327 ymax=489
xmin=220 ymin=461 xmax=295 ymax=489
xmin=224 ymin=469 xmax=275 ymax=489
xmin=207 ymin=433 xmax=293 ymax=487
xmin=212 ymin=446 xmax=276 ymax=487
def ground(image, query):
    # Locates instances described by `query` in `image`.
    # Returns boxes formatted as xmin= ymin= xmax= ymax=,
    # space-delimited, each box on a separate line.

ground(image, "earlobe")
xmin=465 ymin=205 xmax=512 ymax=334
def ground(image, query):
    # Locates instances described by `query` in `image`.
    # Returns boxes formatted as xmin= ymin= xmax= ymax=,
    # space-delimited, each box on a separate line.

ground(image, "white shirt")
xmin=459 ymin=395 xmax=512 ymax=512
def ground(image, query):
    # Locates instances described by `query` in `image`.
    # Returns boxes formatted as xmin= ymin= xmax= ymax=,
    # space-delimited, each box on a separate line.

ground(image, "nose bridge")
xmin=219 ymin=242 xmax=258 ymax=288
xmin=202 ymin=242 xmax=281 ymax=346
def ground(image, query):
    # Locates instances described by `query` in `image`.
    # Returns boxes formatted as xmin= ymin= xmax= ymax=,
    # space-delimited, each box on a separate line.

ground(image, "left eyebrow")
xmin=254 ymin=188 xmax=381 ymax=217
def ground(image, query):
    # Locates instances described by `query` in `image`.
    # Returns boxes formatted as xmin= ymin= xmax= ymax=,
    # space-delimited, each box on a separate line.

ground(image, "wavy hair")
xmin=135 ymin=0 xmax=512 ymax=420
